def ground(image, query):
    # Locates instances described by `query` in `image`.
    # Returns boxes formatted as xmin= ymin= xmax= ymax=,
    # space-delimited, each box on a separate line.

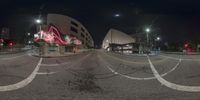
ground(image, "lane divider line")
xmin=147 ymin=56 xmax=200 ymax=92
xmin=37 ymin=71 xmax=58 ymax=75
xmin=98 ymin=54 xmax=181 ymax=80
xmin=0 ymin=52 xmax=92 ymax=91
xmin=159 ymin=54 xmax=200 ymax=61
xmin=0 ymin=58 xmax=43 ymax=91
xmin=101 ymin=52 xmax=168 ymax=64
xmin=40 ymin=62 xmax=69 ymax=67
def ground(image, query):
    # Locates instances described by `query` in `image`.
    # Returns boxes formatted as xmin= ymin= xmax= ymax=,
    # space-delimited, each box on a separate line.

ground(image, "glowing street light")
xmin=35 ymin=19 xmax=42 ymax=33
xmin=145 ymin=28 xmax=150 ymax=33
xmin=156 ymin=37 xmax=161 ymax=41
xmin=145 ymin=28 xmax=150 ymax=45
xmin=27 ymin=33 xmax=31 ymax=36
xmin=28 ymin=41 xmax=32 ymax=44
xmin=35 ymin=18 xmax=42 ymax=56
xmin=35 ymin=19 xmax=42 ymax=24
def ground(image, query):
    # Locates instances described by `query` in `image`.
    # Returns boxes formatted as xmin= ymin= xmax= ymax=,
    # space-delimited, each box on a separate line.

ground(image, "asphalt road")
xmin=0 ymin=50 xmax=200 ymax=100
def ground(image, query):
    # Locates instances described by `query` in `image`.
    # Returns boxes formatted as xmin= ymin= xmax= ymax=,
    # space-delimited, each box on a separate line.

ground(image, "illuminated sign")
xmin=34 ymin=24 xmax=82 ymax=45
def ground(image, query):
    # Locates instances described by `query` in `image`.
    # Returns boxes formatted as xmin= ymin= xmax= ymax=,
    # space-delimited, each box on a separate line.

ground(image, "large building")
xmin=102 ymin=29 xmax=138 ymax=53
xmin=47 ymin=14 xmax=94 ymax=48
xmin=34 ymin=14 xmax=94 ymax=55
xmin=102 ymin=29 xmax=136 ymax=49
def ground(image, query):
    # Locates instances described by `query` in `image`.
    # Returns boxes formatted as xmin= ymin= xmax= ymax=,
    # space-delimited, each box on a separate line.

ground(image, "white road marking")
xmin=99 ymin=54 xmax=181 ymax=80
xmin=147 ymin=56 xmax=200 ymax=92
xmin=0 ymin=58 xmax=43 ymax=91
xmin=101 ymin=52 xmax=168 ymax=65
xmin=37 ymin=71 xmax=58 ymax=75
xmin=160 ymin=55 xmax=200 ymax=61
xmin=41 ymin=62 xmax=68 ymax=67
xmin=39 ymin=53 xmax=91 ymax=75
xmin=0 ymin=54 xmax=26 ymax=60
xmin=0 ymin=52 xmax=91 ymax=91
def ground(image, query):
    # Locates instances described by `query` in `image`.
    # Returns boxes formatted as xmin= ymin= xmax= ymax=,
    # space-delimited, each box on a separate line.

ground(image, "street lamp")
xmin=35 ymin=19 xmax=42 ymax=32
xmin=27 ymin=33 xmax=31 ymax=36
xmin=145 ymin=28 xmax=150 ymax=45
xmin=154 ymin=36 xmax=161 ymax=54
xmin=35 ymin=19 xmax=41 ymax=24
xmin=145 ymin=28 xmax=151 ymax=53
xmin=156 ymin=37 xmax=160 ymax=41
xmin=145 ymin=28 xmax=150 ymax=33
xmin=35 ymin=19 xmax=42 ymax=56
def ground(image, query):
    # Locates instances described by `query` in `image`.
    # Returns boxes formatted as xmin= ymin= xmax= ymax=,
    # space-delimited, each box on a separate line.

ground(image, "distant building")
xmin=130 ymin=33 xmax=149 ymax=53
xmin=102 ymin=29 xmax=139 ymax=53
xmin=25 ymin=33 xmax=34 ymax=45
xmin=130 ymin=33 xmax=146 ymax=44
xmin=197 ymin=44 xmax=200 ymax=52
xmin=102 ymin=29 xmax=136 ymax=49
xmin=0 ymin=28 xmax=10 ymax=39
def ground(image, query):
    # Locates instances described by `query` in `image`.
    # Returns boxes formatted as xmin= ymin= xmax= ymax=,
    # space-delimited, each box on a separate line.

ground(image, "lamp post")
xmin=35 ymin=19 xmax=42 ymax=56
xmin=145 ymin=28 xmax=150 ymax=44
xmin=35 ymin=19 xmax=42 ymax=33
xmin=156 ymin=37 xmax=160 ymax=41
xmin=145 ymin=28 xmax=150 ymax=53
xmin=155 ymin=36 xmax=161 ymax=54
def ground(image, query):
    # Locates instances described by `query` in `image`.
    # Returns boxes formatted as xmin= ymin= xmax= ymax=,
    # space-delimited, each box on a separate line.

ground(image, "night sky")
xmin=0 ymin=0 xmax=200 ymax=46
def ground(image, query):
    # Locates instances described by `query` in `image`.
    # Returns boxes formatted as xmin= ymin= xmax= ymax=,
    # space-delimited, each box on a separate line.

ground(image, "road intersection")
xmin=1 ymin=50 xmax=200 ymax=99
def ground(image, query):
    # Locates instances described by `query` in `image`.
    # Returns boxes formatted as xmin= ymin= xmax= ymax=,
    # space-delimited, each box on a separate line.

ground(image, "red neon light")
xmin=48 ymin=26 xmax=68 ymax=45
xmin=34 ymin=24 xmax=82 ymax=45
xmin=0 ymin=39 xmax=3 ymax=43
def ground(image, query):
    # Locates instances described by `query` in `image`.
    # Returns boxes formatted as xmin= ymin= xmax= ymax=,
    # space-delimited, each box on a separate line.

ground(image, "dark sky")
xmin=0 ymin=0 xmax=200 ymax=46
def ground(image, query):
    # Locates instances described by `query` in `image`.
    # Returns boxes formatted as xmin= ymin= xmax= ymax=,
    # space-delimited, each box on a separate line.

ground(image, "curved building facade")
xmin=102 ymin=29 xmax=136 ymax=49
xmin=47 ymin=14 xmax=94 ymax=48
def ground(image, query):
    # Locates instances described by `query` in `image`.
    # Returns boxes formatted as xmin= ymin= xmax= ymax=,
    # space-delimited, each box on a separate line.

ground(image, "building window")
xmin=81 ymin=28 xmax=85 ymax=32
xmin=70 ymin=27 xmax=78 ymax=33
xmin=71 ymin=21 xmax=78 ymax=27
xmin=81 ymin=33 xmax=85 ymax=38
